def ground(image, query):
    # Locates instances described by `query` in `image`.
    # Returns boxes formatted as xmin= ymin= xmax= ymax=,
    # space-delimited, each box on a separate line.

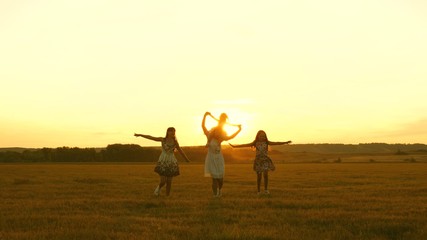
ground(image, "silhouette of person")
xmin=202 ymin=112 xmax=241 ymax=197
xmin=229 ymin=130 xmax=291 ymax=195
xmin=134 ymin=127 xmax=190 ymax=197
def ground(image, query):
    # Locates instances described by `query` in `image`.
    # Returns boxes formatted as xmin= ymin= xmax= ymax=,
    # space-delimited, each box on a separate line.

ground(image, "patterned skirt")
xmin=253 ymin=155 xmax=275 ymax=173
xmin=154 ymin=152 xmax=180 ymax=177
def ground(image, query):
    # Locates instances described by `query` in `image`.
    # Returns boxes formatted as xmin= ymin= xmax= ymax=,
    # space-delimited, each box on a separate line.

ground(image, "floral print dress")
xmin=154 ymin=139 xmax=180 ymax=177
xmin=253 ymin=141 xmax=275 ymax=173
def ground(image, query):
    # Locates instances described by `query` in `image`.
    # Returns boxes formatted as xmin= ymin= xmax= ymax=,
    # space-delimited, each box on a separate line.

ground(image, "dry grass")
xmin=1 ymin=163 xmax=427 ymax=240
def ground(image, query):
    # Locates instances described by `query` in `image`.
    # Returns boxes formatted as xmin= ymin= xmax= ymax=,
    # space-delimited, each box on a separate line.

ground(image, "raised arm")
xmin=201 ymin=112 xmax=210 ymax=136
xmin=134 ymin=133 xmax=163 ymax=142
xmin=268 ymin=140 xmax=292 ymax=146
xmin=208 ymin=112 xmax=219 ymax=122
xmin=223 ymin=125 xmax=242 ymax=141
xmin=229 ymin=142 xmax=253 ymax=148
xmin=208 ymin=113 xmax=240 ymax=127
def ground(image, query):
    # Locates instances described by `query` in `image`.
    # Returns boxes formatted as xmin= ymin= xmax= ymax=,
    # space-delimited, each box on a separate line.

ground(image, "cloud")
xmin=392 ymin=118 xmax=427 ymax=136
xmin=373 ymin=118 xmax=427 ymax=143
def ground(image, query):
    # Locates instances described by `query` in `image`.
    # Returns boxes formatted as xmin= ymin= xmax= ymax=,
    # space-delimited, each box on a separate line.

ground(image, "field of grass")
xmin=1 ymin=163 xmax=426 ymax=240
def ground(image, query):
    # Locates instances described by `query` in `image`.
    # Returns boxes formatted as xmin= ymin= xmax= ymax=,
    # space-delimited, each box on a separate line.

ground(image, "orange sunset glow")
xmin=1 ymin=0 xmax=427 ymax=148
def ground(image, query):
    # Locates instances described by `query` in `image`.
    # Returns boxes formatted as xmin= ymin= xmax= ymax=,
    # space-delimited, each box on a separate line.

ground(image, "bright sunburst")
xmin=205 ymin=109 xmax=253 ymax=139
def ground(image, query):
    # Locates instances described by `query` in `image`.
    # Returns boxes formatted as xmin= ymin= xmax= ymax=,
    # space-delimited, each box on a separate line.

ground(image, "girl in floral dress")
xmin=229 ymin=130 xmax=291 ymax=195
xmin=134 ymin=127 xmax=190 ymax=197
xmin=202 ymin=112 xmax=242 ymax=197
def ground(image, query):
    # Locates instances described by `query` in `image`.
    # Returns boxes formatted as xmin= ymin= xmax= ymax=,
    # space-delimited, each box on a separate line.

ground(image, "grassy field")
xmin=1 ymin=163 xmax=426 ymax=240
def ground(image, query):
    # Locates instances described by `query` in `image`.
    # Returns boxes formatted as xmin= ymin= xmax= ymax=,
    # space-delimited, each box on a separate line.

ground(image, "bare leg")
xmin=159 ymin=176 xmax=167 ymax=189
xmin=218 ymin=178 xmax=223 ymax=190
xmin=165 ymin=177 xmax=173 ymax=196
xmin=257 ymin=173 xmax=262 ymax=193
xmin=217 ymin=178 xmax=223 ymax=197
xmin=211 ymin=178 xmax=218 ymax=196
xmin=154 ymin=176 xmax=167 ymax=196
xmin=263 ymin=171 xmax=269 ymax=193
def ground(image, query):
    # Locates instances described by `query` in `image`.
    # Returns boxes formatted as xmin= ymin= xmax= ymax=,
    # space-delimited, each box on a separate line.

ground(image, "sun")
xmin=206 ymin=109 xmax=254 ymax=138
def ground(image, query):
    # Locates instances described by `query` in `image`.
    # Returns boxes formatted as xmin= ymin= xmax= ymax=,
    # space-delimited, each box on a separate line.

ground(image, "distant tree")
xmin=51 ymin=147 xmax=97 ymax=162
xmin=0 ymin=151 xmax=22 ymax=162
xmin=41 ymin=148 xmax=53 ymax=161
xmin=103 ymin=144 xmax=160 ymax=162
xmin=22 ymin=150 xmax=44 ymax=162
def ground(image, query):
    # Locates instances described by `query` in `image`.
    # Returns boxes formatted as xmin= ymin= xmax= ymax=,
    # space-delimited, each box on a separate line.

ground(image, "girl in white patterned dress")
xmin=134 ymin=127 xmax=190 ymax=196
xmin=229 ymin=130 xmax=291 ymax=195
xmin=202 ymin=112 xmax=242 ymax=197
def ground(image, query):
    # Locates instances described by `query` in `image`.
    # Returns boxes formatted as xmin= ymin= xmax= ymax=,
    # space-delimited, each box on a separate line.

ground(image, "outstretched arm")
xmin=224 ymin=125 xmax=242 ymax=141
xmin=229 ymin=142 xmax=253 ymax=148
xmin=201 ymin=112 xmax=210 ymax=137
xmin=134 ymin=133 xmax=163 ymax=142
xmin=268 ymin=140 xmax=292 ymax=146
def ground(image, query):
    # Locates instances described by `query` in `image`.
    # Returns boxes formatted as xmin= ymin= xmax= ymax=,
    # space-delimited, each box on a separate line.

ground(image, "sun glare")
xmin=206 ymin=109 xmax=254 ymax=141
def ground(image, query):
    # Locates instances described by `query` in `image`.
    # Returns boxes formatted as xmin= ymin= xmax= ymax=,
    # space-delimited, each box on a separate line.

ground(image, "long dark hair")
xmin=251 ymin=130 xmax=269 ymax=148
xmin=164 ymin=127 xmax=178 ymax=145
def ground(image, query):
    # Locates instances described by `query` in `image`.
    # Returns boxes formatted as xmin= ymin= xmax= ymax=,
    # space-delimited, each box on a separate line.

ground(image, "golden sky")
xmin=1 ymin=0 xmax=427 ymax=148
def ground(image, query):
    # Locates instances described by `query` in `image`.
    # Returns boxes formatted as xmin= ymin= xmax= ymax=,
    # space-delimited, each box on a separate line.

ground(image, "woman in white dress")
xmin=202 ymin=112 xmax=241 ymax=197
xmin=134 ymin=127 xmax=190 ymax=197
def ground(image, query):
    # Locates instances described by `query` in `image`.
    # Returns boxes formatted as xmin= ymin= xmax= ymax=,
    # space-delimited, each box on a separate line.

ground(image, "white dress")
xmin=204 ymin=138 xmax=224 ymax=178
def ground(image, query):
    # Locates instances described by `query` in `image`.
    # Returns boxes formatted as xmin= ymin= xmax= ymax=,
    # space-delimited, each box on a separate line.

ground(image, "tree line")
xmin=0 ymin=144 xmax=163 ymax=163
xmin=0 ymin=144 xmax=232 ymax=163
xmin=1 ymin=143 xmax=426 ymax=163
